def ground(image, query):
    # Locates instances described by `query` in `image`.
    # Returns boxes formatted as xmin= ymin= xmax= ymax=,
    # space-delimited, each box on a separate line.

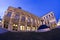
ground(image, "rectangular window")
xmin=12 ymin=24 xmax=18 ymax=31
xmin=32 ymin=27 xmax=36 ymax=31
xmin=20 ymin=26 xmax=25 ymax=30
xmin=27 ymin=27 xmax=30 ymax=31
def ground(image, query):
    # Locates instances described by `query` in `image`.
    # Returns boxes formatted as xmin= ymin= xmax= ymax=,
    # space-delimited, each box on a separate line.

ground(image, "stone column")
xmin=35 ymin=18 xmax=38 ymax=31
xmin=18 ymin=15 xmax=21 ymax=31
xmin=31 ymin=18 xmax=33 ymax=31
xmin=25 ymin=16 xmax=28 ymax=31
xmin=8 ymin=12 xmax=14 ymax=31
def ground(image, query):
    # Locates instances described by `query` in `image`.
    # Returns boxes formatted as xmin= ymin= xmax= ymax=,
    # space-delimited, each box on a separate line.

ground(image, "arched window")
xmin=14 ymin=13 xmax=20 ymax=20
xmin=49 ymin=15 xmax=50 ymax=17
xmin=44 ymin=17 xmax=45 ymax=19
xmin=27 ymin=18 xmax=31 ymax=23
xmin=46 ymin=16 xmax=48 ymax=18
xmin=51 ymin=13 xmax=53 ymax=16
xmin=7 ymin=12 xmax=12 ymax=17
xmin=21 ymin=16 xmax=25 ymax=22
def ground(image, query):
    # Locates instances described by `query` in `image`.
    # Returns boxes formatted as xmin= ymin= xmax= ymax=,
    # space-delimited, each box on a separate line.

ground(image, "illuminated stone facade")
xmin=2 ymin=6 xmax=57 ymax=32
xmin=2 ymin=6 xmax=42 ymax=32
xmin=41 ymin=12 xmax=57 ymax=29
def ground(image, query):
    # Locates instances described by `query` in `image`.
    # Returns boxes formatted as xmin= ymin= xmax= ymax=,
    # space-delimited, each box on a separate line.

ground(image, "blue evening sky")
xmin=0 ymin=0 xmax=60 ymax=21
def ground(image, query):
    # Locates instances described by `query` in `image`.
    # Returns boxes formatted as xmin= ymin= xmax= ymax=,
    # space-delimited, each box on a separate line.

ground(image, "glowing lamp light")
xmin=20 ymin=26 xmax=23 ymax=30
xmin=32 ymin=27 xmax=35 ymax=31
xmin=15 ymin=25 xmax=17 ymax=26
xmin=13 ymin=24 xmax=15 ymax=26
xmin=27 ymin=27 xmax=30 ymax=31
xmin=57 ymin=24 xmax=60 ymax=26
xmin=20 ymin=26 xmax=24 ymax=30
xmin=13 ymin=24 xmax=18 ymax=26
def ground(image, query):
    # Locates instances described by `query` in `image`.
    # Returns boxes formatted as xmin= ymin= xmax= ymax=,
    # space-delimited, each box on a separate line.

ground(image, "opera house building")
xmin=2 ymin=6 xmax=57 ymax=32
xmin=2 ymin=6 xmax=42 ymax=32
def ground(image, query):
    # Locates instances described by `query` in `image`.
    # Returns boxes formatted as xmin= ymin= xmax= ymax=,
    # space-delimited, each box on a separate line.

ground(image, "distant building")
xmin=41 ymin=12 xmax=57 ymax=29
xmin=2 ymin=6 xmax=42 ymax=32
xmin=57 ymin=19 xmax=60 ymax=27
xmin=0 ymin=17 xmax=2 ymax=28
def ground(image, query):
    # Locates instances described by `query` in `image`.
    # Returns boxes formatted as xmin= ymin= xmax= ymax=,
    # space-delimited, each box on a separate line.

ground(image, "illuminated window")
xmin=27 ymin=27 xmax=30 ymax=31
xmin=13 ymin=24 xmax=18 ymax=26
xmin=20 ymin=25 xmax=25 ymax=30
xmin=32 ymin=27 xmax=36 ymax=31
xmin=12 ymin=24 xmax=18 ymax=31
xmin=7 ymin=12 xmax=12 ymax=17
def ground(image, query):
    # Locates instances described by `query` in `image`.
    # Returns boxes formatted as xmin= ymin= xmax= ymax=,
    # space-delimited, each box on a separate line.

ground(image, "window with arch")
xmin=51 ymin=13 xmax=53 ymax=16
xmin=14 ymin=13 xmax=20 ymax=20
xmin=27 ymin=17 xmax=31 ymax=23
xmin=44 ymin=17 xmax=45 ymax=19
xmin=49 ymin=15 xmax=50 ymax=17
xmin=46 ymin=16 xmax=48 ymax=18
xmin=7 ymin=12 xmax=12 ymax=17
xmin=21 ymin=16 xmax=25 ymax=22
